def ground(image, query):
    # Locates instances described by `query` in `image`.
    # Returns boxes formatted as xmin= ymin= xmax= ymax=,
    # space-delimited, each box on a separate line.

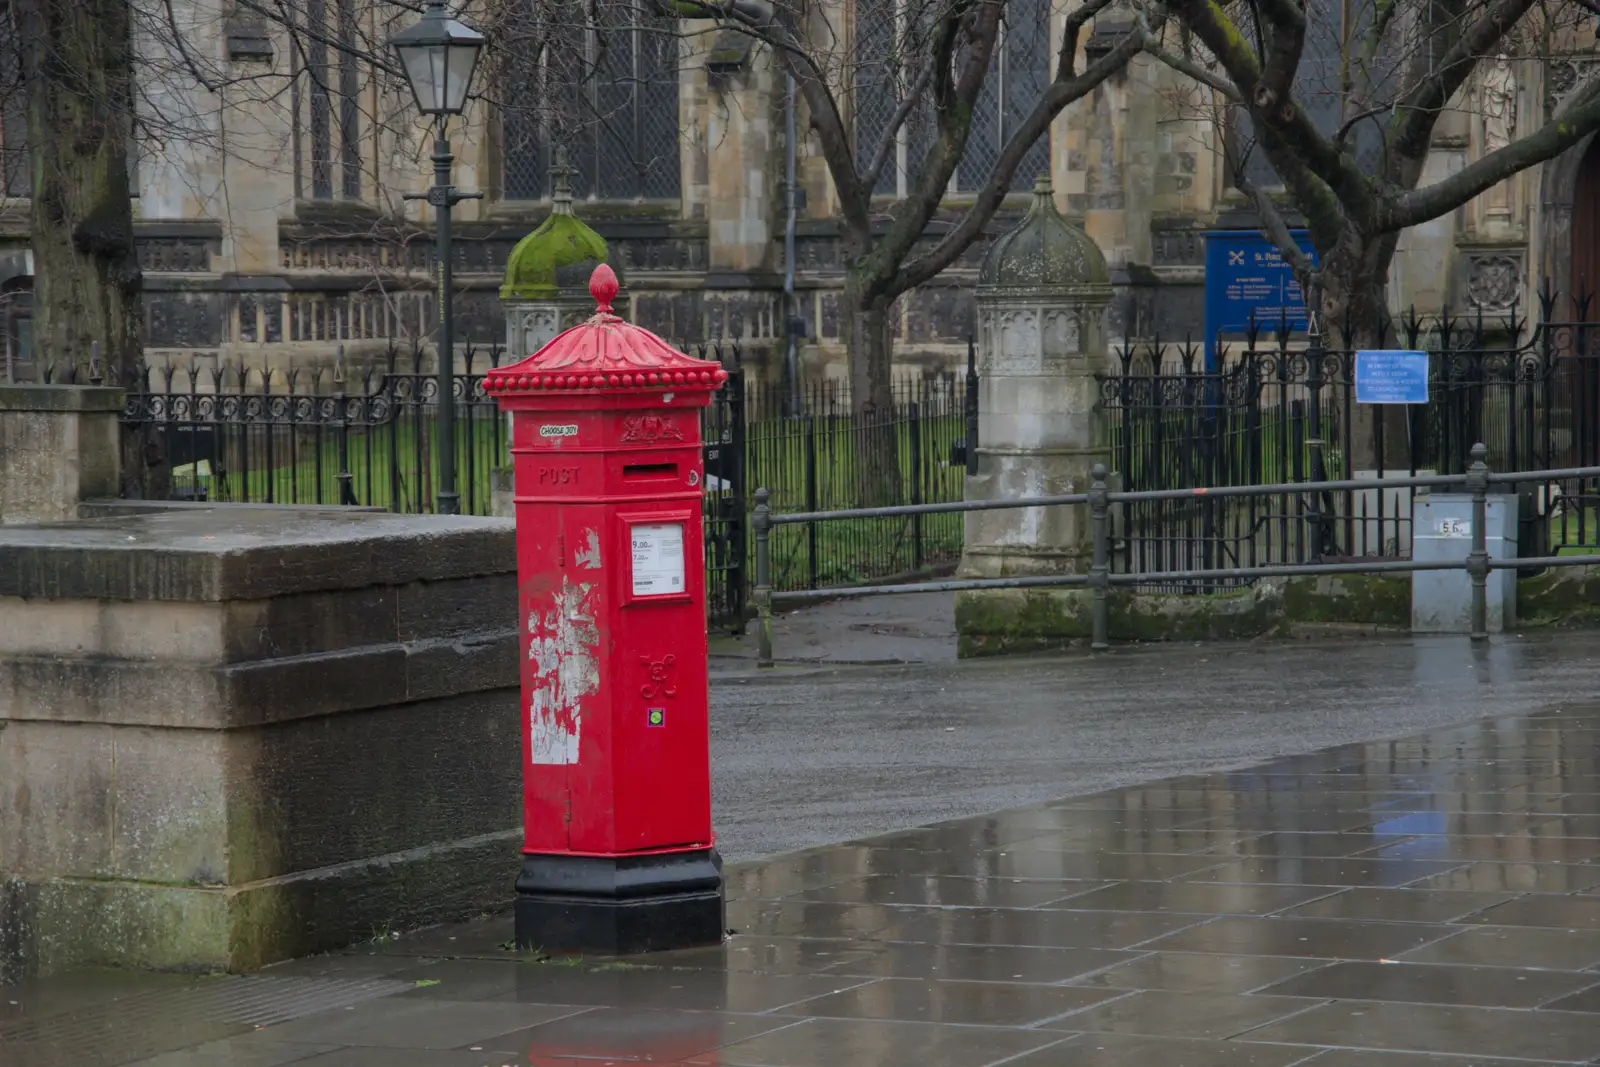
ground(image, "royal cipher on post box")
xmin=484 ymin=264 xmax=729 ymax=954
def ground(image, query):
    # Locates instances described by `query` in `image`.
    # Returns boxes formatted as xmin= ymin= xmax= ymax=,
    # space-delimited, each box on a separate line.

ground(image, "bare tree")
xmin=1145 ymin=0 xmax=1600 ymax=347
xmin=14 ymin=0 xmax=1147 ymax=501
xmin=655 ymin=0 xmax=1148 ymax=498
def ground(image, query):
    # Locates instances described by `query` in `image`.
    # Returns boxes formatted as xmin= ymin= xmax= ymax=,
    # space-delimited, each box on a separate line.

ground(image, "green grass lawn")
xmin=171 ymin=419 xmax=510 ymax=514
xmin=765 ymin=513 xmax=963 ymax=590
xmin=1108 ymin=404 xmax=1347 ymax=489
xmin=742 ymin=411 xmax=967 ymax=513
xmin=1548 ymin=508 xmax=1600 ymax=553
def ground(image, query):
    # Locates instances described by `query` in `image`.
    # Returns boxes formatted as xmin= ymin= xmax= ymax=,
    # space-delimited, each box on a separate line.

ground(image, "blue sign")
xmin=1204 ymin=231 xmax=1318 ymax=368
xmin=1355 ymin=350 xmax=1430 ymax=404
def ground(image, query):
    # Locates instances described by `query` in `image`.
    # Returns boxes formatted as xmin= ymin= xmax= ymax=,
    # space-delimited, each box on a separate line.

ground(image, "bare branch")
xmin=1055 ymin=0 xmax=1116 ymax=79
xmin=1162 ymin=0 xmax=1376 ymax=231
xmin=1385 ymin=73 xmax=1600 ymax=230
xmin=1223 ymin=128 xmax=1314 ymax=276
xmin=860 ymin=59 xmax=937 ymax=193
xmin=161 ymin=0 xmax=222 ymax=92
xmin=1388 ymin=0 xmax=1540 ymax=164
xmin=688 ymin=0 xmax=873 ymax=228
xmin=1143 ymin=40 xmax=1243 ymax=102
xmin=893 ymin=10 xmax=1149 ymax=296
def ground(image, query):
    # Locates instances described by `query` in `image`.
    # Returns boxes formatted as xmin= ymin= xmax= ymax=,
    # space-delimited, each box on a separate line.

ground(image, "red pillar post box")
xmin=484 ymin=264 xmax=729 ymax=953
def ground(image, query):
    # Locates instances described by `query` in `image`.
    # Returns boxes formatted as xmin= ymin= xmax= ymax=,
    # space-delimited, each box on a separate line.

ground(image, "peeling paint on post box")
xmin=527 ymin=577 xmax=600 ymax=765
xmin=575 ymin=528 xmax=602 ymax=570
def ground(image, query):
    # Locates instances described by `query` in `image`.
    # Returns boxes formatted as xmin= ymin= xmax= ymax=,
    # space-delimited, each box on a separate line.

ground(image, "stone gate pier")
xmin=954 ymin=178 xmax=1114 ymax=654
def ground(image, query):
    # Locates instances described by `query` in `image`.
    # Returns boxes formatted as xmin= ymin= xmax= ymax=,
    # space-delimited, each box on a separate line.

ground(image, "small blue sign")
xmin=1355 ymin=350 xmax=1430 ymax=404
xmin=1204 ymin=231 xmax=1318 ymax=368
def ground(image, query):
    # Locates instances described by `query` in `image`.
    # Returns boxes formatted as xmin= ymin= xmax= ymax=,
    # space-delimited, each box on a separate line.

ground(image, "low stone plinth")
xmin=0 ymin=505 xmax=519 ymax=978
xmin=954 ymin=576 xmax=1415 ymax=655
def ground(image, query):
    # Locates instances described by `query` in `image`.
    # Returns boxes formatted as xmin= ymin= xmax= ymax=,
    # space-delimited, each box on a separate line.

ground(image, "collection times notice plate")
xmin=630 ymin=523 xmax=686 ymax=596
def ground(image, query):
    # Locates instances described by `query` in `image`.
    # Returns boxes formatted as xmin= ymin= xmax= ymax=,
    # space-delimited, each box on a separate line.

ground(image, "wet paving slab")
xmin=7 ymin=704 xmax=1600 ymax=1067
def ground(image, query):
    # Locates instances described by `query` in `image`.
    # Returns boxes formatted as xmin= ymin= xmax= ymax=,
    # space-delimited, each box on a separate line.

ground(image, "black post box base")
xmin=514 ymin=848 xmax=725 ymax=955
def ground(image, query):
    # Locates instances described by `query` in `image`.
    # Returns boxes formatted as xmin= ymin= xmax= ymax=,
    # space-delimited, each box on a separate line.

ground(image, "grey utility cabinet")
xmin=1411 ymin=492 xmax=1518 ymax=633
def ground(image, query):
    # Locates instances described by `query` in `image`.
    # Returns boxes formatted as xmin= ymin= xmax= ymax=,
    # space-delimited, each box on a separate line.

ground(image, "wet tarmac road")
xmin=4 ymin=641 xmax=1600 ymax=1065
xmin=711 ymin=633 xmax=1600 ymax=860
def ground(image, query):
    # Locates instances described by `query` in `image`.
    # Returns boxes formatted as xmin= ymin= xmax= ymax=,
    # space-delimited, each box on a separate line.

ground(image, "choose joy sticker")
xmin=539 ymin=424 xmax=579 ymax=439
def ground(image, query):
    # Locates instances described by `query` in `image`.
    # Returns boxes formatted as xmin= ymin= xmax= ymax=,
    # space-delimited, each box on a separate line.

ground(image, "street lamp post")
xmin=390 ymin=0 xmax=486 ymax=515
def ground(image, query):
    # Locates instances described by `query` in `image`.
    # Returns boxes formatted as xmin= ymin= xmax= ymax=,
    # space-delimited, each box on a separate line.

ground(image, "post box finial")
xmin=590 ymin=263 xmax=619 ymax=316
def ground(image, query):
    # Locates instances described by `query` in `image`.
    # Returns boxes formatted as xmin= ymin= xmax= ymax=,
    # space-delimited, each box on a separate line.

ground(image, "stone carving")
xmin=1479 ymin=55 xmax=1517 ymax=158
xmin=508 ymin=306 xmax=562 ymax=356
xmin=994 ymin=307 xmax=1042 ymax=373
xmin=1466 ymin=254 xmax=1521 ymax=312
xmin=1544 ymin=57 xmax=1599 ymax=121
xmin=138 ymin=238 xmax=213 ymax=273
xmin=279 ymin=232 xmax=710 ymax=277
xmin=1153 ymin=230 xmax=1204 ymax=266
xmin=1041 ymin=308 xmax=1083 ymax=356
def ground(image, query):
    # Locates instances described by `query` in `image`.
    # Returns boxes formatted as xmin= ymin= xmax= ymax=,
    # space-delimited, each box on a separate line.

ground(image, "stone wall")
xmin=0 ymin=386 xmax=123 ymax=525
xmin=4 ymin=19 xmax=1585 ymax=390
xmin=0 ymin=505 xmax=521 ymax=978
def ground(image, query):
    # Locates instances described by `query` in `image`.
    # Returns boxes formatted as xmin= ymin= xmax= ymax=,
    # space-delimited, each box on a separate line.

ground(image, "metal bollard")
xmin=1089 ymin=463 xmax=1110 ymax=651
xmin=1466 ymin=443 xmax=1490 ymax=642
xmin=753 ymin=487 xmax=774 ymax=667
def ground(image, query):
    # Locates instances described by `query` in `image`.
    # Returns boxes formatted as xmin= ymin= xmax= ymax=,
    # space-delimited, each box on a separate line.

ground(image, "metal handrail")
xmin=749 ymin=443 xmax=1600 ymax=664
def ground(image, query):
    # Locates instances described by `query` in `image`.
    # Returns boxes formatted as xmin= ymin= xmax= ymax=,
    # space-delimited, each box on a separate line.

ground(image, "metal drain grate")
xmin=0 ymin=974 xmax=411 ymax=1067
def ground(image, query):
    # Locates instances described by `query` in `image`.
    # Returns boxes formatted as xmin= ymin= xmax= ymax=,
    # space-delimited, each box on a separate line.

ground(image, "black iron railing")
xmin=69 ymin=338 xmax=978 ymax=632
xmin=750 ymin=445 xmax=1600 ymax=662
xmin=1098 ymin=291 xmax=1600 ymax=578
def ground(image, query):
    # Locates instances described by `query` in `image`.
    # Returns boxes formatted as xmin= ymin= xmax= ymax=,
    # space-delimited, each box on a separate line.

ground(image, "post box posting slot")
xmin=622 ymin=462 xmax=679 ymax=481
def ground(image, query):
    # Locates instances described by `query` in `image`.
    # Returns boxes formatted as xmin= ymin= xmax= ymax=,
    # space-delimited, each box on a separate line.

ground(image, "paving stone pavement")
xmin=5 ymin=696 xmax=1600 ymax=1066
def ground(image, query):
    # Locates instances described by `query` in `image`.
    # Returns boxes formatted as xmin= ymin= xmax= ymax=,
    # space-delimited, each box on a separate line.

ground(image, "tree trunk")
xmin=1320 ymin=236 xmax=1412 ymax=473
xmin=843 ymin=267 xmax=901 ymax=506
xmin=18 ymin=0 xmax=162 ymax=498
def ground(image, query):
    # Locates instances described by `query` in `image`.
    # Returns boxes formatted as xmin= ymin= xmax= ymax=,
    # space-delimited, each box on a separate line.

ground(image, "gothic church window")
xmin=854 ymin=0 xmax=1050 ymax=197
xmin=292 ymin=0 xmax=366 ymax=201
xmin=0 ymin=1 xmax=24 ymax=198
xmin=499 ymin=0 xmax=681 ymax=202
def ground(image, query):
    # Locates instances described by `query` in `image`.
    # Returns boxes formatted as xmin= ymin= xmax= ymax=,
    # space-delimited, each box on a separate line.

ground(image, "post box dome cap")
xmin=484 ymin=265 xmax=730 ymax=395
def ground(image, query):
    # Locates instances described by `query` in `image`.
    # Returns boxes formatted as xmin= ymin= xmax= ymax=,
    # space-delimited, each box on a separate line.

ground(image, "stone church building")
xmin=1 ymin=2 xmax=1595 ymax=386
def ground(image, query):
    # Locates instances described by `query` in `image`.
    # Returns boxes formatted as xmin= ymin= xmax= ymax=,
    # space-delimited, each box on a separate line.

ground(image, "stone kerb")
xmin=0 ymin=506 xmax=521 ymax=979
xmin=0 ymin=384 xmax=125 ymax=526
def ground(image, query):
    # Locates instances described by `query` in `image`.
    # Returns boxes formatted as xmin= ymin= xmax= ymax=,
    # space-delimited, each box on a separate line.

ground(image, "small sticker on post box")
xmin=539 ymin=424 xmax=579 ymax=438
xmin=631 ymin=523 xmax=686 ymax=596
xmin=647 ymin=708 xmax=666 ymax=727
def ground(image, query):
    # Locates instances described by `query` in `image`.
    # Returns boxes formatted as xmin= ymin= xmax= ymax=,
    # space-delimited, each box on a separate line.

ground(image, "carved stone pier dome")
xmin=956 ymin=174 xmax=1114 ymax=589
xmin=500 ymin=149 xmax=628 ymax=357
xmin=978 ymin=176 xmax=1110 ymax=299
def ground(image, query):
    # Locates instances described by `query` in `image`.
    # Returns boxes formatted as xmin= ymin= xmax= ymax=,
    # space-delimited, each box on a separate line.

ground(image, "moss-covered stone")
xmin=954 ymin=567 xmax=1600 ymax=656
xmin=1282 ymin=574 xmax=1409 ymax=627
xmin=499 ymin=159 xmax=612 ymax=302
xmin=1110 ymin=582 xmax=1285 ymax=643
xmin=957 ymin=575 xmax=1409 ymax=657
xmin=954 ymin=588 xmax=1092 ymax=657
xmin=955 ymin=584 xmax=1279 ymax=656
xmin=978 ymin=177 xmax=1108 ymax=290
xmin=1516 ymin=565 xmax=1600 ymax=628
